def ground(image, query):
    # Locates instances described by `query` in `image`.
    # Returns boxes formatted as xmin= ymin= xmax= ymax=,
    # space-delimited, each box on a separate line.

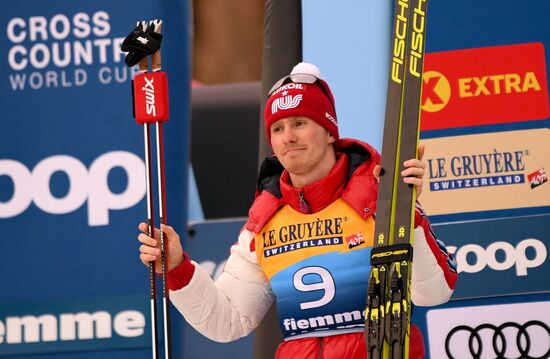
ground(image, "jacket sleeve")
xmin=168 ymin=229 xmax=274 ymax=342
xmin=411 ymin=203 xmax=458 ymax=306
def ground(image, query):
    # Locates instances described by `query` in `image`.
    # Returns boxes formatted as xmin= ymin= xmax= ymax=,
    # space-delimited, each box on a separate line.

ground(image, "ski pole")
xmin=123 ymin=19 xmax=171 ymax=359
xmin=149 ymin=20 xmax=172 ymax=359
xmin=134 ymin=20 xmax=161 ymax=359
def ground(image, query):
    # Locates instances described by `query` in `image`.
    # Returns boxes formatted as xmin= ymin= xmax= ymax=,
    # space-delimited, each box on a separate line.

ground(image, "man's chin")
xmin=283 ymin=162 xmax=309 ymax=176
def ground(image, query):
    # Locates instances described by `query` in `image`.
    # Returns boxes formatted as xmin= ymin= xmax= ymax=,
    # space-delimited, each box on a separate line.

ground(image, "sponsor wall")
xmin=3 ymin=1 xmax=547 ymax=358
xmin=303 ymin=0 xmax=550 ymax=358
xmin=0 ymin=1 xmax=191 ymax=358
xmin=416 ymin=37 xmax=550 ymax=359
xmin=421 ymin=43 xmax=549 ymax=221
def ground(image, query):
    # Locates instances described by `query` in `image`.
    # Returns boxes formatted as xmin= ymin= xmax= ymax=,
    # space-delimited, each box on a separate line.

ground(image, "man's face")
xmin=270 ymin=116 xmax=335 ymax=179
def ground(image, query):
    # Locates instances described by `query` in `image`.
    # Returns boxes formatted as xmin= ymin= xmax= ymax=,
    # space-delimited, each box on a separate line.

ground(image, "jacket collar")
xmin=245 ymin=138 xmax=381 ymax=233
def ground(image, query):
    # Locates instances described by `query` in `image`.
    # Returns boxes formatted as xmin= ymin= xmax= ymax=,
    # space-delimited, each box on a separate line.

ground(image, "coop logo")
xmin=0 ymin=151 xmax=145 ymax=226
xmin=5 ymin=11 xmax=137 ymax=91
xmin=421 ymin=42 xmax=549 ymax=130
xmin=427 ymin=148 xmax=527 ymax=192
xmin=447 ymin=238 xmax=547 ymax=276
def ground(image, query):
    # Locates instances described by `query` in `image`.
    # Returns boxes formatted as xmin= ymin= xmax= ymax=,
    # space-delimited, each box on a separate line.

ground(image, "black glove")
xmin=121 ymin=24 xmax=163 ymax=67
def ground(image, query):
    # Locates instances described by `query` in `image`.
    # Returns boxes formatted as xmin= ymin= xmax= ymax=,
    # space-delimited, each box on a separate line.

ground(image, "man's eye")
xmin=272 ymin=126 xmax=283 ymax=133
xmin=295 ymin=120 xmax=306 ymax=126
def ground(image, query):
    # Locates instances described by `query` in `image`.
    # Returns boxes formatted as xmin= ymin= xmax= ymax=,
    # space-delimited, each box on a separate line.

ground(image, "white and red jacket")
xmin=168 ymin=139 xmax=457 ymax=358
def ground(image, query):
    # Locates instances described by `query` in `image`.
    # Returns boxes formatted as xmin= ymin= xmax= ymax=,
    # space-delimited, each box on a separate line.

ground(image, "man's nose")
xmin=283 ymin=127 xmax=297 ymax=143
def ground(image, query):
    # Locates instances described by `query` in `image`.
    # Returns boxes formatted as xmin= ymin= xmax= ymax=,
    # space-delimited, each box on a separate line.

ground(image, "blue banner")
xmin=0 ymin=295 xmax=149 ymax=356
xmin=433 ymin=214 xmax=550 ymax=299
xmin=0 ymin=1 xmax=191 ymax=358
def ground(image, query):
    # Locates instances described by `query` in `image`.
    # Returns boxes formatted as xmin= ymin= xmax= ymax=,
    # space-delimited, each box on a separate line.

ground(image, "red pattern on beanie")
xmin=264 ymin=67 xmax=338 ymax=143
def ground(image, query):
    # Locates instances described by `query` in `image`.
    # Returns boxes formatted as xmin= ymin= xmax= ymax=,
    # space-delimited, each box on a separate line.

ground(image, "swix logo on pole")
xmin=142 ymin=76 xmax=156 ymax=116
xmin=133 ymin=71 xmax=169 ymax=124
xmin=420 ymin=42 xmax=549 ymax=130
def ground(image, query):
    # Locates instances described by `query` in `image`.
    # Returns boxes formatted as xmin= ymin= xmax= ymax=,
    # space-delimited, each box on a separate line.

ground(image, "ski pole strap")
xmin=122 ymin=24 xmax=163 ymax=67
xmin=370 ymin=243 xmax=413 ymax=265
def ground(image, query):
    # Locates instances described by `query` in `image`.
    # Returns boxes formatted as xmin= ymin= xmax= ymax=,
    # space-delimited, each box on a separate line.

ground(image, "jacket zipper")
xmin=299 ymin=191 xmax=311 ymax=213
xmin=317 ymin=337 xmax=324 ymax=359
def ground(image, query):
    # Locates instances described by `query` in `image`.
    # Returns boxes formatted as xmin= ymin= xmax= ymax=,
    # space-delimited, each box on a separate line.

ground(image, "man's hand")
xmin=373 ymin=143 xmax=426 ymax=198
xmin=138 ymin=223 xmax=184 ymax=273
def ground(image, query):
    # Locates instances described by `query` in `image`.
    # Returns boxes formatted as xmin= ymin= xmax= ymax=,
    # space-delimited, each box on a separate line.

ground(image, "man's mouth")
xmin=283 ymin=147 xmax=306 ymax=155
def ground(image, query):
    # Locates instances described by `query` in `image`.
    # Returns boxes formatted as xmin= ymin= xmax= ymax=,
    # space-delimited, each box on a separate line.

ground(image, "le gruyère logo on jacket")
xmin=261 ymin=216 xmax=345 ymax=258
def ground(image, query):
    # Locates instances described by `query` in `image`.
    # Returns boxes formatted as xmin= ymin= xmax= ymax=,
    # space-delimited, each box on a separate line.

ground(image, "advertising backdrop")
xmin=2 ymin=1 xmax=550 ymax=358
xmin=0 ymin=1 xmax=191 ymax=358
xmin=303 ymin=0 xmax=550 ymax=358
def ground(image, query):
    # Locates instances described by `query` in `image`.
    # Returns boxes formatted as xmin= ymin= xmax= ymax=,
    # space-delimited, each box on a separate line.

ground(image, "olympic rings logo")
xmin=445 ymin=320 xmax=550 ymax=359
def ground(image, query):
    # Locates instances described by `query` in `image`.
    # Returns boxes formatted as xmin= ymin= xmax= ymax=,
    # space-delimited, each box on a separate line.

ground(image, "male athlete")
xmin=138 ymin=63 xmax=457 ymax=358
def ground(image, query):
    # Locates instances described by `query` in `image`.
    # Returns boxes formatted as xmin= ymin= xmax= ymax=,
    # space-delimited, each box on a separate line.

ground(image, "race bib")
xmin=255 ymin=198 xmax=375 ymax=339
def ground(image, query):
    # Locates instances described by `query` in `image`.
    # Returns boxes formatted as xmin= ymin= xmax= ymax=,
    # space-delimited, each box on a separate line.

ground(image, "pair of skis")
xmin=124 ymin=20 xmax=172 ymax=359
xmin=365 ymin=0 xmax=428 ymax=358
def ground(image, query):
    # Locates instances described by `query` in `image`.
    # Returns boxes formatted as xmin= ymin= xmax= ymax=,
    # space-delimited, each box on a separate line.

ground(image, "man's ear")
xmin=328 ymin=133 xmax=336 ymax=144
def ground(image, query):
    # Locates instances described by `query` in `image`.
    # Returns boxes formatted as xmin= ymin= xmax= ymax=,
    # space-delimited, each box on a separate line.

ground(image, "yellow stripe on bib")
xmin=255 ymin=198 xmax=375 ymax=279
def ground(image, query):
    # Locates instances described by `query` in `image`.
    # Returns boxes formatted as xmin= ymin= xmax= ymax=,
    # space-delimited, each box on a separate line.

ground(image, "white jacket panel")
xmin=412 ymin=226 xmax=454 ymax=306
xmin=170 ymin=229 xmax=274 ymax=343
